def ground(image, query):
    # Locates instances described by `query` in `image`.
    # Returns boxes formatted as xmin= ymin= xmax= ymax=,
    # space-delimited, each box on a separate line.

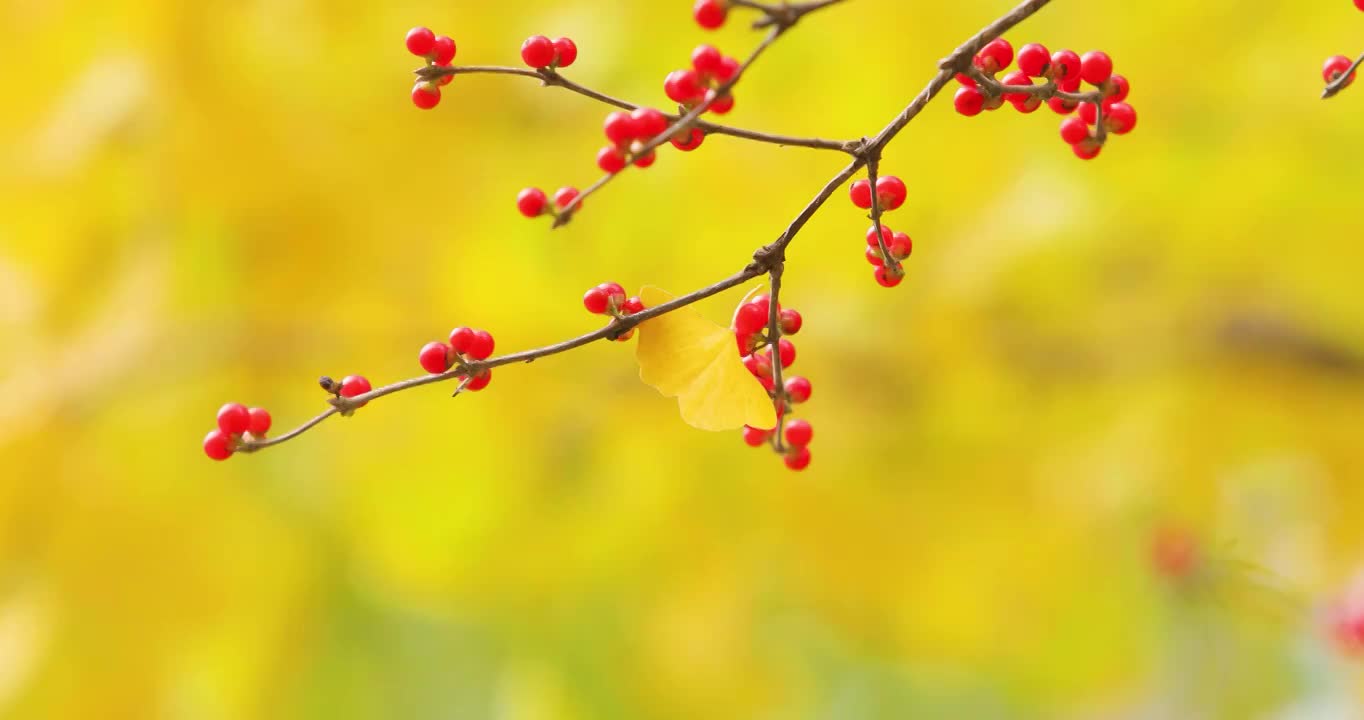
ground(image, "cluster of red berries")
xmin=203 ymin=403 xmax=272 ymax=461
xmin=416 ymin=327 xmax=497 ymax=391
xmin=693 ymin=0 xmax=729 ymax=30
xmin=582 ymin=282 xmax=647 ymax=341
xmin=406 ymin=26 xmax=457 ymax=109
xmin=733 ymin=295 xmax=813 ymax=470
xmin=1323 ymin=1 xmax=1363 ymax=93
xmin=665 ymin=44 xmax=740 ymax=115
xmin=847 ymin=174 xmax=912 ymax=288
xmin=520 ymin=35 xmax=577 ymax=71
xmin=516 ymin=186 xmax=582 ymax=220
xmin=597 ymin=108 xmax=676 ymax=174
xmin=953 ymin=39 xmax=1137 ymax=159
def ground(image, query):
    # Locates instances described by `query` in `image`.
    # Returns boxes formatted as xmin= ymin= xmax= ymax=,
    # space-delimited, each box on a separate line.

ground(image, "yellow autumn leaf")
xmin=635 ymin=286 xmax=776 ymax=431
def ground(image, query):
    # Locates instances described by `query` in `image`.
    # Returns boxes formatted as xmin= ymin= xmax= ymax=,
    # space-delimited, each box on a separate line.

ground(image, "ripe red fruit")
xmin=784 ymin=446 xmax=811 ymax=471
xmin=779 ymin=308 xmax=802 ymax=335
xmin=706 ymin=90 xmax=734 ymax=114
xmin=464 ymin=370 xmax=493 ymax=391
xmin=419 ymin=341 xmax=451 ymax=374
xmin=865 ymin=246 xmax=885 ymax=267
xmin=849 ymin=179 xmax=873 ymax=209
xmin=874 ymin=266 xmax=903 ymax=287
xmin=784 ymin=419 xmax=813 ymax=447
xmin=217 ymin=403 xmax=250 ymax=435
xmin=598 ymin=282 xmax=626 ymax=305
xmin=734 ymin=302 xmax=768 ymax=335
xmin=665 ymin=70 xmax=705 ymax=104
xmin=517 ymin=187 xmax=547 ymax=217
xmin=866 ymin=224 xmax=895 ymax=248
xmin=1017 ymin=42 xmax=1050 ymax=77
xmin=411 ymin=83 xmax=441 ymax=110
xmin=1357 ymin=0 xmax=1364 ymax=11
xmin=583 ymin=286 xmax=610 ymax=314
xmin=1105 ymin=102 xmax=1137 ymax=134
xmin=876 ymin=175 xmax=907 ymax=210
xmin=1324 ymin=55 xmax=1356 ymax=87
xmin=340 ymin=375 xmax=373 ymax=406
xmin=554 ymin=186 xmax=581 ymax=211
xmin=743 ymin=352 xmax=773 ymax=379
xmin=713 ymin=56 xmax=740 ymax=84
xmin=432 ymin=36 xmax=456 ymax=66
xmin=604 ymin=111 xmax=636 ymax=144
xmin=631 ymin=108 xmax=669 ymax=138
xmin=1072 ymin=139 xmax=1103 ymax=160
xmin=748 ymin=293 xmax=772 ymax=317
xmin=776 ymin=338 xmax=795 ymax=368
xmin=467 ymin=330 xmax=496 ymax=360
xmin=1060 ymin=116 xmax=1089 ymax=145
xmin=888 ymin=231 xmax=912 ymax=259
xmin=553 ymin=37 xmax=577 ymax=67
xmin=449 ymin=327 xmax=476 ymax=354
xmin=1078 ymin=101 xmax=1098 ymax=125
xmin=622 ymin=296 xmax=645 ymax=315
xmin=597 ymin=146 xmax=627 ymax=173
xmin=978 ymin=38 xmax=1014 ymax=73
xmin=247 ymin=407 xmax=272 ymax=435
xmin=671 ymin=127 xmax=705 ymax=151
xmin=1080 ymin=50 xmax=1113 ymax=85
xmin=1049 ymin=49 xmax=1081 ymax=82
xmin=1104 ymin=74 xmax=1130 ymax=102
xmin=1000 ymin=70 xmax=1032 ymax=101
xmin=521 ymin=35 xmax=556 ymax=68
xmin=692 ymin=44 xmax=723 ymax=77
xmin=406 ymin=27 xmax=436 ymax=57
xmin=956 ymin=73 xmax=978 ymax=88
xmin=784 ymin=376 xmax=811 ymax=404
xmin=741 ymin=425 xmax=769 ymax=447
xmin=632 ymin=149 xmax=657 ymax=168
xmin=693 ymin=0 xmax=727 ymax=29
xmin=954 ymin=86 xmax=985 ymax=116
xmin=204 ymin=429 xmax=233 ymax=460
xmin=1048 ymin=96 xmax=1078 ymax=115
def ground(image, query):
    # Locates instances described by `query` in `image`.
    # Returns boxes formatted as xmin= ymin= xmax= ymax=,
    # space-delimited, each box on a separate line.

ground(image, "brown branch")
xmin=417 ymin=64 xmax=855 ymax=153
xmin=237 ymin=0 xmax=1057 ymax=456
xmin=1322 ymin=50 xmax=1364 ymax=99
xmin=863 ymin=156 xmax=899 ymax=278
xmin=765 ymin=263 xmax=788 ymax=452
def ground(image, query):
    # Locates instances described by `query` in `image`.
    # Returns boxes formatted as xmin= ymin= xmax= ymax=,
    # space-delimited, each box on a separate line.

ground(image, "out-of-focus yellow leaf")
xmin=635 ymin=286 xmax=774 ymax=432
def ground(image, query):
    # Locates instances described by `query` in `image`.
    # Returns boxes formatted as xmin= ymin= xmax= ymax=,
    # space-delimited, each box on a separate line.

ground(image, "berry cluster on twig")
xmin=1321 ymin=1 xmax=1364 ymax=99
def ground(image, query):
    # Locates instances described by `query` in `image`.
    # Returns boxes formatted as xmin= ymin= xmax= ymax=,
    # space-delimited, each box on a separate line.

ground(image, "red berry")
xmin=449 ymin=327 xmax=475 ymax=354
xmin=705 ymin=90 xmax=734 ymax=114
xmin=865 ymin=246 xmax=885 ymax=267
xmin=1072 ymin=139 xmax=1102 ymax=160
xmin=411 ymin=82 xmax=441 ymax=110
xmin=671 ymin=127 xmax=705 ymax=151
xmin=204 ymin=429 xmax=233 ymax=460
xmin=603 ymin=111 xmax=637 ymax=144
xmin=664 ymin=70 xmax=706 ymax=104
xmin=1324 ymin=55 xmax=1356 ymax=87
xmin=784 ymin=419 xmax=813 ymax=447
xmin=849 ymin=179 xmax=873 ymax=209
xmin=597 ymin=145 xmax=627 ymax=173
xmin=554 ymin=186 xmax=581 ymax=211
xmin=692 ymin=44 xmax=723 ymax=77
xmin=419 ymin=341 xmax=451 ymax=374
xmin=217 ymin=402 xmax=250 ymax=435
xmin=521 ymin=35 xmax=556 ymax=68
xmin=1000 ymin=70 xmax=1032 ymax=101
xmin=431 ymin=36 xmax=456 ymax=66
xmin=978 ymin=38 xmax=1014 ymax=73
xmin=1047 ymin=96 xmax=1078 ymax=115
xmin=553 ymin=37 xmax=577 ymax=67
xmin=340 ymin=375 xmax=372 ymax=406
xmin=693 ymin=0 xmax=727 ymax=29
xmin=956 ymin=73 xmax=978 ymax=87
xmin=1060 ymin=116 xmax=1089 ymax=145
xmin=1080 ymin=50 xmax=1113 ymax=85
xmin=776 ymin=338 xmax=795 ymax=368
xmin=631 ymin=108 xmax=669 ymax=138
xmin=954 ymin=86 xmax=985 ymax=116
xmin=742 ymin=425 xmax=769 ymax=447
xmin=1049 ymin=49 xmax=1081 ymax=82
xmin=734 ymin=302 xmax=768 ymax=335
xmin=467 ymin=330 xmax=496 ymax=361
xmin=866 ymin=224 xmax=895 ymax=248
xmin=735 ymin=331 xmax=757 ymax=355
xmin=598 ymin=282 xmax=626 ymax=306
xmin=748 ymin=293 xmax=772 ymax=318
xmin=1104 ymin=74 xmax=1130 ymax=102
xmin=713 ymin=56 xmax=740 ymax=84
xmin=465 ymin=370 xmax=493 ymax=391
xmin=743 ymin=352 xmax=773 ymax=379
xmin=436 ymin=74 xmax=453 ymax=87
xmin=247 ymin=407 xmax=272 ymax=435
xmin=406 ymin=27 xmax=436 ymax=57
xmin=784 ymin=376 xmax=811 ymax=404
xmin=874 ymin=266 xmax=903 ymax=287
xmin=622 ymin=296 xmax=645 ymax=315
xmin=779 ymin=308 xmax=802 ymax=335
xmin=583 ymin=286 xmax=610 ymax=314
xmin=1078 ymin=101 xmax=1098 ymax=125
xmin=1357 ymin=0 xmax=1364 ymax=10
xmin=1104 ymin=102 xmax=1137 ymax=134
xmin=1017 ymin=42 xmax=1050 ymax=77
xmin=517 ymin=187 xmax=547 ymax=217
xmin=784 ymin=446 xmax=811 ymax=471
xmin=876 ymin=175 xmax=906 ymax=211
xmin=888 ymin=231 xmax=912 ymax=260
xmin=632 ymin=149 xmax=657 ymax=168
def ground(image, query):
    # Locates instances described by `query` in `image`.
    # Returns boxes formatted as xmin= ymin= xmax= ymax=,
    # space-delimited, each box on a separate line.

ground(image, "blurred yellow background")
xmin=4 ymin=0 xmax=1364 ymax=717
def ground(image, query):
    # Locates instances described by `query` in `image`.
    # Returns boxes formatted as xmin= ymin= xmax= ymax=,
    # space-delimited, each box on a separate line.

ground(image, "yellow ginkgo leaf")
xmin=635 ymin=286 xmax=776 ymax=432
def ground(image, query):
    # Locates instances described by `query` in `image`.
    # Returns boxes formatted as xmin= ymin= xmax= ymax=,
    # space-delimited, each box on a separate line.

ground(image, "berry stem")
xmin=963 ymin=66 xmax=1102 ymax=104
xmin=730 ymin=0 xmax=848 ymax=30
xmin=1323 ymin=50 xmax=1364 ymax=99
xmin=864 ymin=156 xmax=900 ymax=277
xmin=766 ymin=263 xmax=789 ymax=453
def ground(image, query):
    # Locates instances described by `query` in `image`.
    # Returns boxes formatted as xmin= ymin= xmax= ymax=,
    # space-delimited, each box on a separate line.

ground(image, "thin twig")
xmin=864 ymin=156 xmax=899 ymax=277
xmin=766 ymin=263 xmax=788 ymax=452
xmin=1322 ymin=50 xmax=1364 ymax=99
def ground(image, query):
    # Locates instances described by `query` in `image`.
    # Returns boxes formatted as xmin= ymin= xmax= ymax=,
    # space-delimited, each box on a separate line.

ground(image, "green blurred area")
xmin=3 ymin=0 xmax=1364 ymax=717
